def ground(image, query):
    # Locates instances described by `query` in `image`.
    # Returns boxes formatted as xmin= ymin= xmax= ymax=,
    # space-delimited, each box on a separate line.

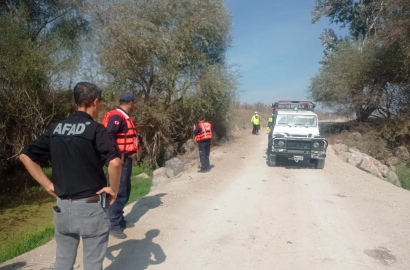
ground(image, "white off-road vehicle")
xmin=267 ymin=101 xmax=328 ymax=169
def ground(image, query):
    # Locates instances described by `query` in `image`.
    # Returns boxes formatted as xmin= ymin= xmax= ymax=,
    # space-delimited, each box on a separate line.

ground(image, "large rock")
xmin=348 ymin=154 xmax=363 ymax=167
xmin=332 ymin=144 xmax=349 ymax=155
xmin=165 ymin=167 xmax=175 ymax=178
xmin=352 ymin=132 xmax=362 ymax=141
xmin=150 ymin=175 xmax=169 ymax=191
xmin=188 ymin=148 xmax=199 ymax=160
xmin=153 ymin=167 xmax=167 ymax=177
xmin=385 ymin=156 xmax=399 ymax=166
xmin=393 ymin=146 xmax=409 ymax=160
xmin=135 ymin=173 xmax=150 ymax=179
xmin=182 ymin=139 xmax=197 ymax=153
xmin=338 ymin=151 xmax=353 ymax=162
xmin=165 ymin=157 xmax=184 ymax=176
xmin=348 ymin=148 xmax=361 ymax=154
xmin=386 ymin=171 xmax=401 ymax=187
xmin=359 ymin=157 xmax=383 ymax=178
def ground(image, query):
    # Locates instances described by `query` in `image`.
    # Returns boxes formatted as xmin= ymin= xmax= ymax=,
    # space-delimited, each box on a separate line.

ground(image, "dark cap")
xmin=119 ymin=92 xmax=136 ymax=103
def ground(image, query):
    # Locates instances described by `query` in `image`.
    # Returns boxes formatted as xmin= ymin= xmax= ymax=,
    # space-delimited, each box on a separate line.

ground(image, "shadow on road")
xmin=105 ymin=229 xmax=166 ymax=270
xmin=0 ymin=262 xmax=26 ymax=270
xmin=125 ymin=193 xmax=167 ymax=223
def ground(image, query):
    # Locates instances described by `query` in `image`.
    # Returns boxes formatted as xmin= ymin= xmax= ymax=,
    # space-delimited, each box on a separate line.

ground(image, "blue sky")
xmin=225 ymin=0 xmax=344 ymax=104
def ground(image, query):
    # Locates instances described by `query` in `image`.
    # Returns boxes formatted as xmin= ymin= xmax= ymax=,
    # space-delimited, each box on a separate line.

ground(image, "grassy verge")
xmin=0 ymin=165 xmax=152 ymax=264
xmin=396 ymin=163 xmax=410 ymax=191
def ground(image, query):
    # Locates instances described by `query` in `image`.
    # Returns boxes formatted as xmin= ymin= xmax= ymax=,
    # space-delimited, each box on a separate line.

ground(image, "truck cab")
xmin=267 ymin=101 xmax=328 ymax=169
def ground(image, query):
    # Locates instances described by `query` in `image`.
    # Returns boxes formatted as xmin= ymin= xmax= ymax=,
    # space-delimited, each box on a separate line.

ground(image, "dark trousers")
xmin=252 ymin=124 xmax=260 ymax=134
xmin=109 ymin=157 xmax=132 ymax=230
xmin=198 ymin=141 xmax=211 ymax=170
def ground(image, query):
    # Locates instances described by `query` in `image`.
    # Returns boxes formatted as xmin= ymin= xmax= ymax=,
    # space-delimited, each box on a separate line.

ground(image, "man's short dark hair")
xmin=198 ymin=115 xmax=205 ymax=121
xmin=73 ymin=82 xmax=102 ymax=107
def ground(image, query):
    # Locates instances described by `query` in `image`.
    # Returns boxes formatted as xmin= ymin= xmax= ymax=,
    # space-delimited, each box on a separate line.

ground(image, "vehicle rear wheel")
xmin=314 ymin=159 xmax=325 ymax=169
xmin=268 ymin=155 xmax=277 ymax=167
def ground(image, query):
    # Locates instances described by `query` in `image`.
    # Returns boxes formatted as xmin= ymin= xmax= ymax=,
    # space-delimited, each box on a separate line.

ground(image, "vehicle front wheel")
xmin=314 ymin=159 xmax=325 ymax=169
xmin=268 ymin=155 xmax=277 ymax=167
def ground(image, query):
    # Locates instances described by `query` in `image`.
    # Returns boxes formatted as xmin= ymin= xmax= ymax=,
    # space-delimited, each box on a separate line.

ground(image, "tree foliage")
xmin=91 ymin=0 xmax=236 ymax=166
xmin=310 ymin=0 xmax=410 ymax=125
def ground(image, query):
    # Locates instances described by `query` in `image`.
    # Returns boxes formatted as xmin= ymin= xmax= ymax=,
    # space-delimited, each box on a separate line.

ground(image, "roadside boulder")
xmin=153 ymin=167 xmax=167 ymax=177
xmin=182 ymin=139 xmax=197 ymax=153
xmin=385 ymin=156 xmax=399 ymax=166
xmin=150 ymin=175 xmax=169 ymax=191
xmin=393 ymin=146 xmax=409 ymax=160
xmin=332 ymin=144 xmax=349 ymax=155
xmin=359 ymin=157 xmax=383 ymax=179
xmin=370 ymin=157 xmax=390 ymax=177
xmin=135 ymin=173 xmax=150 ymax=179
xmin=338 ymin=151 xmax=353 ymax=162
xmin=348 ymin=154 xmax=363 ymax=167
xmin=165 ymin=167 xmax=175 ymax=178
xmin=165 ymin=157 xmax=184 ymax=176
xmin=386 ymin=171 xmax=401 ymax=187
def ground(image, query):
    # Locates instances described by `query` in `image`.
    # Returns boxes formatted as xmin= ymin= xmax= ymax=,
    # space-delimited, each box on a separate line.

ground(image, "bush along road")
xmin=2 ymin=132 xmax=410 ymax=269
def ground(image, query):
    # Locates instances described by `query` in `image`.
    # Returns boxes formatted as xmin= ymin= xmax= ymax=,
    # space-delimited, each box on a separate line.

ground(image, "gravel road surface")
xmin=2 ymin=132 xmax=410 ymax=270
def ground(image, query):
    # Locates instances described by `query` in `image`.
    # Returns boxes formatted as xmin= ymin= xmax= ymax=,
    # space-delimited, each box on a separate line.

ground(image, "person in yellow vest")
xmin=193 ymin=116 xmax=212 ymax=173
xmin=268 ymin=114 xmax=274 ymax=130
xmin=251 ymin=112 xmax=261 ymax=135
xmin=102 ymin=92 xmax=140 ymax=239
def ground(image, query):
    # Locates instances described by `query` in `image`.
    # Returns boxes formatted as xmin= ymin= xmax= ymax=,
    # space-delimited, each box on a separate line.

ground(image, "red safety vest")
xmin=102 ymin=109 xmax=140 ymax=153
xmin=195 ymin=122 xmax=212 ymax=142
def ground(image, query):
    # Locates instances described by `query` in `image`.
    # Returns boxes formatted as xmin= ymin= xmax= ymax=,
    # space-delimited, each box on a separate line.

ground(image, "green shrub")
xmin=396 ymin=163 xmax=410 ymax=191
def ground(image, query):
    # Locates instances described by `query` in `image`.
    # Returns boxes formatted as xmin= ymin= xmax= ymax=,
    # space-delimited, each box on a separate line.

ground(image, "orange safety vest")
xmin=195 ymin=122 xmax=212 ymax=142
xmin=102 ymin=109 xmax=140 ymax=153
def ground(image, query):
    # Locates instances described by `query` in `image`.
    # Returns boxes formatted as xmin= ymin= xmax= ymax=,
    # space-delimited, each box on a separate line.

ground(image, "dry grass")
xmin=230 ymin=102 xmax=272 ymax=131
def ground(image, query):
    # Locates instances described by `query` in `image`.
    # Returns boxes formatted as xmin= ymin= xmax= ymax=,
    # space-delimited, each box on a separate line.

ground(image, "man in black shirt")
xmin=20 ymin=82 xmax=122 ymax=270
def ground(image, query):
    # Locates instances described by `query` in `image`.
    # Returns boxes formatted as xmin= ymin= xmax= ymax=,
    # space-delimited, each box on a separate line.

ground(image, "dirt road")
xmin=2 ymin=132 xmax=410 ymax=270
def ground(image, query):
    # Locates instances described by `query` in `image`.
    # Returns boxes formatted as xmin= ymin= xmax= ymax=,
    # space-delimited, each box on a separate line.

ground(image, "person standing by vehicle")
xmin=193 ymin=116 xmax=212 ymax=173
xmin=19 ymin=82 xmax=122 ymax=270
xmin=251 ymin=112 xmax=260 ymax=135
xmin=268 ymin=114 xmax=274 ymax=130
xmin=103 ymin=92 xmax=140 ymax=239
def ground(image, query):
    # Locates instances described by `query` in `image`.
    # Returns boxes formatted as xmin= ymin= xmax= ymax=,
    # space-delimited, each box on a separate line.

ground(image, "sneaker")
xmin=110 ymin=229 xmax=127 ymax=239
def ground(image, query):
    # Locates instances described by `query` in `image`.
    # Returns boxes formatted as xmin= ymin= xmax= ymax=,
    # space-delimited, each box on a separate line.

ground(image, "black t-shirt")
xmin=21 ymin=111 xmax=121 ymax=199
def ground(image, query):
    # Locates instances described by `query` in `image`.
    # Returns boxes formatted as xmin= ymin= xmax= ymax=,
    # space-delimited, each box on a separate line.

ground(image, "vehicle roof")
xmin=276 ymin=110 xmax=317 ymax=116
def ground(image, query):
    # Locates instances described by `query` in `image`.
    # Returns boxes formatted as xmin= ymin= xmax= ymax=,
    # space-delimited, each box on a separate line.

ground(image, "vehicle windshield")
xmin=276 ymin=114 xmax=317 ymax=127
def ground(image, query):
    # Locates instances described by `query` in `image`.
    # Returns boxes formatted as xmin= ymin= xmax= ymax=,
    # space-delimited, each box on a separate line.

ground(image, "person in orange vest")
xmin=102 ymin=92 xmax=140 ymax=239
xmin=193 ymin=116 xmax=212 ymax=173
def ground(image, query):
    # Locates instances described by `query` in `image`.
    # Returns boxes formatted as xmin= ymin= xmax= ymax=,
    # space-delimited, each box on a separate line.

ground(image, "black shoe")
xmin=110 ymin=229 xmax=127 ymax=239
xmin=206 ymin=166 xmax=211 ymax=172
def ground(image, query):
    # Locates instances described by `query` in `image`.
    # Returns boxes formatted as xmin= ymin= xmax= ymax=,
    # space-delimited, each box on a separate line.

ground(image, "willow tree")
xmin=91 ymin=0 xmax=237 ymax=165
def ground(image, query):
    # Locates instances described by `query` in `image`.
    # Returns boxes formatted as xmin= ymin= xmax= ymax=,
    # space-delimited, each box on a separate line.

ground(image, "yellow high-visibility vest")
xmin=251 ymin=115 xmax=260 ymax=125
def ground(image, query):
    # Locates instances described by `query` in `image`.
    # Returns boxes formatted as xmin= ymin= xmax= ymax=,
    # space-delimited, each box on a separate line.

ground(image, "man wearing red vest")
xmin=193 ymin=116 xmax=212 ymax=173
xmin=102 ymin=92 xmax=140 ymax=239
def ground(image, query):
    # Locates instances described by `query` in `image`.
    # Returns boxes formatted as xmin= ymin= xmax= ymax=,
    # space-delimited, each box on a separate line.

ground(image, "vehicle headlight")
xmin=278 ymin=141 xmax=285 ymax=147
xmin=313 ymin=142 xmax=320 ymax=148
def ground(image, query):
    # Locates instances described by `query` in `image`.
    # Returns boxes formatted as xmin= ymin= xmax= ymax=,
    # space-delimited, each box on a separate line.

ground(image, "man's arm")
xmin=20 ymin=129 xmax=56 ymax=197
xmin=20 ymin=154 xmax=57 ymax=197
xmin=105 ymin=115 xmax=123 ymax=142
xmin=98 ymin=158 xmax=121 ymax=204
xmin=193 ymin=125 xmax=201 ymax=135
xmin=95 ymin=125 xmax=123 ymax=204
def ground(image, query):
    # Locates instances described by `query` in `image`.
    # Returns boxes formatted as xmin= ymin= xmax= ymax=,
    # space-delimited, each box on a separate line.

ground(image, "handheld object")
xmin=101 ymin=193 xmax=110 ymax=209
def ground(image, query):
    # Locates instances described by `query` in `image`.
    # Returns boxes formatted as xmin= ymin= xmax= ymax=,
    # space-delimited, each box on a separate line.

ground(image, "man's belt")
xmin=62 ymin=195 xmax=100 ymax=202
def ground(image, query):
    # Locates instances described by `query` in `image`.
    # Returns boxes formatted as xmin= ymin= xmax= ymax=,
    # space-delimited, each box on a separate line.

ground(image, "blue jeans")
xmin=53 ymin=199 xmax=110 ymax=270
xmin=108 ymin=157 xmax=132 ymax=230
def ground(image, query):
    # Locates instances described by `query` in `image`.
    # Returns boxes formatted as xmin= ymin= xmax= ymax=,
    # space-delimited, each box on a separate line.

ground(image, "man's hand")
xmin=45 ymin=182 xmax=57 ymax=198
xmin=97 ymin=187 xmax=118 ymax=205
xmin=193 ymin=124 xmax=196 ymax=130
